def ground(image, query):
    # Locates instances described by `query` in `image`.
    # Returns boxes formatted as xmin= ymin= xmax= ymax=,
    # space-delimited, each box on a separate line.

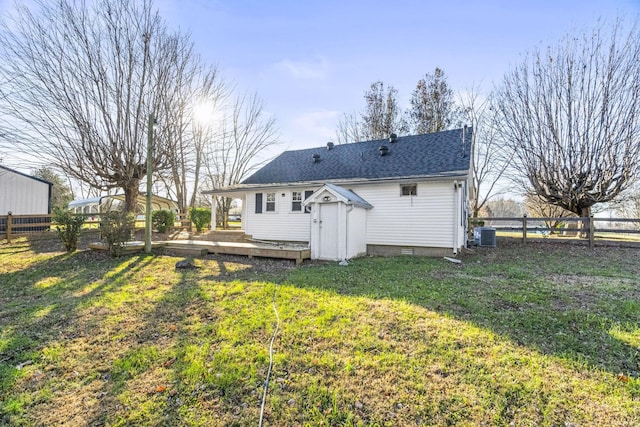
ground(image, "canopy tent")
xmin=68 ymin=194 xmax=179 ymax=215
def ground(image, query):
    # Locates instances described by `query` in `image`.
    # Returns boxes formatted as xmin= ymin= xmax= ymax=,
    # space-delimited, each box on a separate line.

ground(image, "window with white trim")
xmin=401 ymin=184 xmax=417 ymax=196
xmin=266 ymin=192 xmax=276 ymax=212
xmin=292 ymin=191 xmax=302 ymax=211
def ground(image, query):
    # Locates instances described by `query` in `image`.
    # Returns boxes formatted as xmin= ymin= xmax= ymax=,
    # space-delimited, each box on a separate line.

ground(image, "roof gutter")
xmin=202 ymin=170 xmax=470 ymax=195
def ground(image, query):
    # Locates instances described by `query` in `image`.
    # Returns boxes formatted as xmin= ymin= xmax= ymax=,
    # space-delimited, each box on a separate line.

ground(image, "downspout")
xmin=453 ymin=181 xmax=459 ymax=255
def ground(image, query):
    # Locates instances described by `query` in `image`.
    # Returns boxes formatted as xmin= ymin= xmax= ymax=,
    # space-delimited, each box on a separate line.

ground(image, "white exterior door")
xmin=318 ymin=203 xmax=339 ymax=260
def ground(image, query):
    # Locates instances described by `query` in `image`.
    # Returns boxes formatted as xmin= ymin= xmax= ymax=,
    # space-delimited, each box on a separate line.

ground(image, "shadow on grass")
xmin=0 ymin=230 xmax=102 ymax=254
xmin=1 ymin=240 xmax=291 ymax=425
xmin=0 ymin=248 xmax=153 ymax=424
xmin=82 ymin=255 xmax=273 ymax=426
xmin=283 ymin=246 xmax=640 ymax=376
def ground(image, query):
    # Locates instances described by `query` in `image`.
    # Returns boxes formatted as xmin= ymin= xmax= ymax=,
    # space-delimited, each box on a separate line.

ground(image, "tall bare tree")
xmin=156 ymin=67 xmax=228 ymax=213
xmin=493 ymin=19 xmax=640 ymax=220
xmin=204 ymin=92 xmax=279 ymax=227
xmin=336 ymin=81 xmax=406 ymax=143
xmin=458 ymin=87 xmax=509 ymax=217
xmin=407 ymin=67 xmax=456 ymax=134
xmin=0 ymin=0 xmax=207 ymax=212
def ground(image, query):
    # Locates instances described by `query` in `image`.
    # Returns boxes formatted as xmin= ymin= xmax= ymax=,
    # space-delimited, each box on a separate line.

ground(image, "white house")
xmin=204 ymin=128 xmax=472 ymax=260
xmin=0 ymin=165 xmax=52 ymax=215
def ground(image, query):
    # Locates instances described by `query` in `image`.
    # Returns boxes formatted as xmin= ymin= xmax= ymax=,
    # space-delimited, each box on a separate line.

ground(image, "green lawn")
xmin=0 ymin=237 xmax=638 ymax=426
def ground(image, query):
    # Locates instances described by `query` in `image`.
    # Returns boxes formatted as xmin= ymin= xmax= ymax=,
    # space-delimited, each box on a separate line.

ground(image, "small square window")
xmin=292 ymin=191 xmax=302 ymax=211
xmin=266 ymin=192 xmax=276 ymax=212
xmin=401 ymin=184 xmax=417 ymax=196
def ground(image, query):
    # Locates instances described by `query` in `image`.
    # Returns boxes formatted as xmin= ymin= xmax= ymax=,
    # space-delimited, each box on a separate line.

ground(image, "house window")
xmin=266 ymin=192 xmax=276 ymax=212
xmin=292 ymin=191 xmax=302 ymax=211
xmin=401 ymin=184 xmax=417 ymax=196
xmin=304 ymin=190 xmax=314 ymax=213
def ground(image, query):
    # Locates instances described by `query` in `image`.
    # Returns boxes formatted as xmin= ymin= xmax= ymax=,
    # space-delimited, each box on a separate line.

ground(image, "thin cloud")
xmin=273 ymin=56 xmax=333 ymax=80
xmin=290 ymin=110 xmax=340 ymax=144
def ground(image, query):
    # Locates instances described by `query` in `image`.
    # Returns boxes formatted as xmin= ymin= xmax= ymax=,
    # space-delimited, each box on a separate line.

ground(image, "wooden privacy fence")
xmin=473 ymin=215 xmax=640 ymax=249
xmin=1 ymin=212 xmax=192 ymax=243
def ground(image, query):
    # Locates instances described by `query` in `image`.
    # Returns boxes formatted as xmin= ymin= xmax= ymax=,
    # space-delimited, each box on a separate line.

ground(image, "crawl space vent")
xmin=400 ymin=248 xmax=414 ymax=255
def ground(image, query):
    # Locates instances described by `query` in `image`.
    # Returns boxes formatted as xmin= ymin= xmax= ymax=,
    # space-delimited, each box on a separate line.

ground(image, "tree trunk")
xmin=124 ymin=182 xmax=140 ymax=214
xmin=577 ymin=206 xmax=591 ymax=238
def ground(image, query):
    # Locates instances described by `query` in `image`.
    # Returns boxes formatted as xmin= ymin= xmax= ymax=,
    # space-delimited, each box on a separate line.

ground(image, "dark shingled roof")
xmin=242 ymin=128 xmax=472 ymax=185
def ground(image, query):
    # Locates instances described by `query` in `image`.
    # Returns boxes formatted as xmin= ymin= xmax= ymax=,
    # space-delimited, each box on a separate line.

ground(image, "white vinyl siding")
xmin=242 ymin=180 xmax=463 ymax=250
xmin=352 ymin=181 xmax=455 ymax=248
xmin=245 ymin=190 xmax=311 ymax=242
xmin=346 ymin=205 xmax=368 ymax=258
xmin=0 ymin=169 xmax=50 ymax=215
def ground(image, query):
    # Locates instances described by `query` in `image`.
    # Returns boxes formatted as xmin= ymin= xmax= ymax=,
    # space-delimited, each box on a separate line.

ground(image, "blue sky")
xmin=0 ymin=0 xmax=638 ymax=163
xmin=157 ymin=0 xmax=640 ymax=152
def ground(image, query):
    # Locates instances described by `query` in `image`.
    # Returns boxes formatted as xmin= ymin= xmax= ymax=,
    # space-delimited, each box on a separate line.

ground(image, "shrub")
xmin=190 ymin=207 xmax=211 ymax=233
xmin=100 ymin=211 xmax=135 ymax=257
xmin=469 ymin=219 xmax=485 ymax=228
xmin=52 ymin=208 xmax=85 ymax=252
xmin=152 ymin=210 xmax=175 ymax=233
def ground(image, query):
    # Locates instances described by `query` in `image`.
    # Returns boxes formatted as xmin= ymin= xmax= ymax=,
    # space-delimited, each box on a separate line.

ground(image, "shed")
xmin=304 ymin=183 xmax=372 ymax=261
xmin=0 ymin=165 xmax=52 ymax=215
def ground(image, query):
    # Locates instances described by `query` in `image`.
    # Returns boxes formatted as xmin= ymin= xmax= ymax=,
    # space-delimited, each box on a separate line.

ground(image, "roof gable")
xmin=242 ymin=128 xmax=471 ymax=186
xmin=304 ymin=183 xmax=373 ymax=209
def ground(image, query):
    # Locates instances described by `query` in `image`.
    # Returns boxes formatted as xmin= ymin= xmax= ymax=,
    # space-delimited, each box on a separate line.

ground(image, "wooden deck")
xmin=89 ymin=240 xmax=311 ymax=264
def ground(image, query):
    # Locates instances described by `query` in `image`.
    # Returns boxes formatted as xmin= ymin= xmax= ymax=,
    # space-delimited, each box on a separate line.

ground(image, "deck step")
xmin=163 ymin=245 xmax=209 ymax=256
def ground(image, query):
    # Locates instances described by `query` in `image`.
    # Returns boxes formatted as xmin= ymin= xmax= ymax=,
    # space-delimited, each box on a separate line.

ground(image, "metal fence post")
xmin=522 ymin=214 xmax=527 ymax=244
xmin=589 ymin=215 xmax=595 ymax=249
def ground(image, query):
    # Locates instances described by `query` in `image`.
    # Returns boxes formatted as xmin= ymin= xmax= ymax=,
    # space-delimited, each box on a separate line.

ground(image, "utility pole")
xmin=144 ymin=114 xmax=155 ymax=254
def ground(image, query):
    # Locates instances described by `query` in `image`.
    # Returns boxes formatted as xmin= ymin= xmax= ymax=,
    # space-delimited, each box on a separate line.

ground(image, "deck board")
xmin=90 ymin=240 xmax=311 ymax=264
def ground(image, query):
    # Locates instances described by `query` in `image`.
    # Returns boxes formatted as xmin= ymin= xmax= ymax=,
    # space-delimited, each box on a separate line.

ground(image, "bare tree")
xmin=407 ymin=67 xmax=457 ymax=134
xmin=0 ymin=0 xmax=207 ymax=212
xmin=525 ymin=192 xmax=576 ymax=232
xmin=458 ymin=87 xmax=509 ymax=217
xmin=204 ymin=92 xmax=279 ymax=227
xmin=335 ymin=112 xmax=364 ymax=144
xmin=336 ymin=81 xmax=406 ymax=143
xmin=156 ymin=66 xmax=228 ymax=214
xmin=483 ymin=197 xmax=525 ymax=218
xmin=612 ymin=185 xmax=640 ymax=230
xmin=493 ymin=19 xmax=640 ymax=221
